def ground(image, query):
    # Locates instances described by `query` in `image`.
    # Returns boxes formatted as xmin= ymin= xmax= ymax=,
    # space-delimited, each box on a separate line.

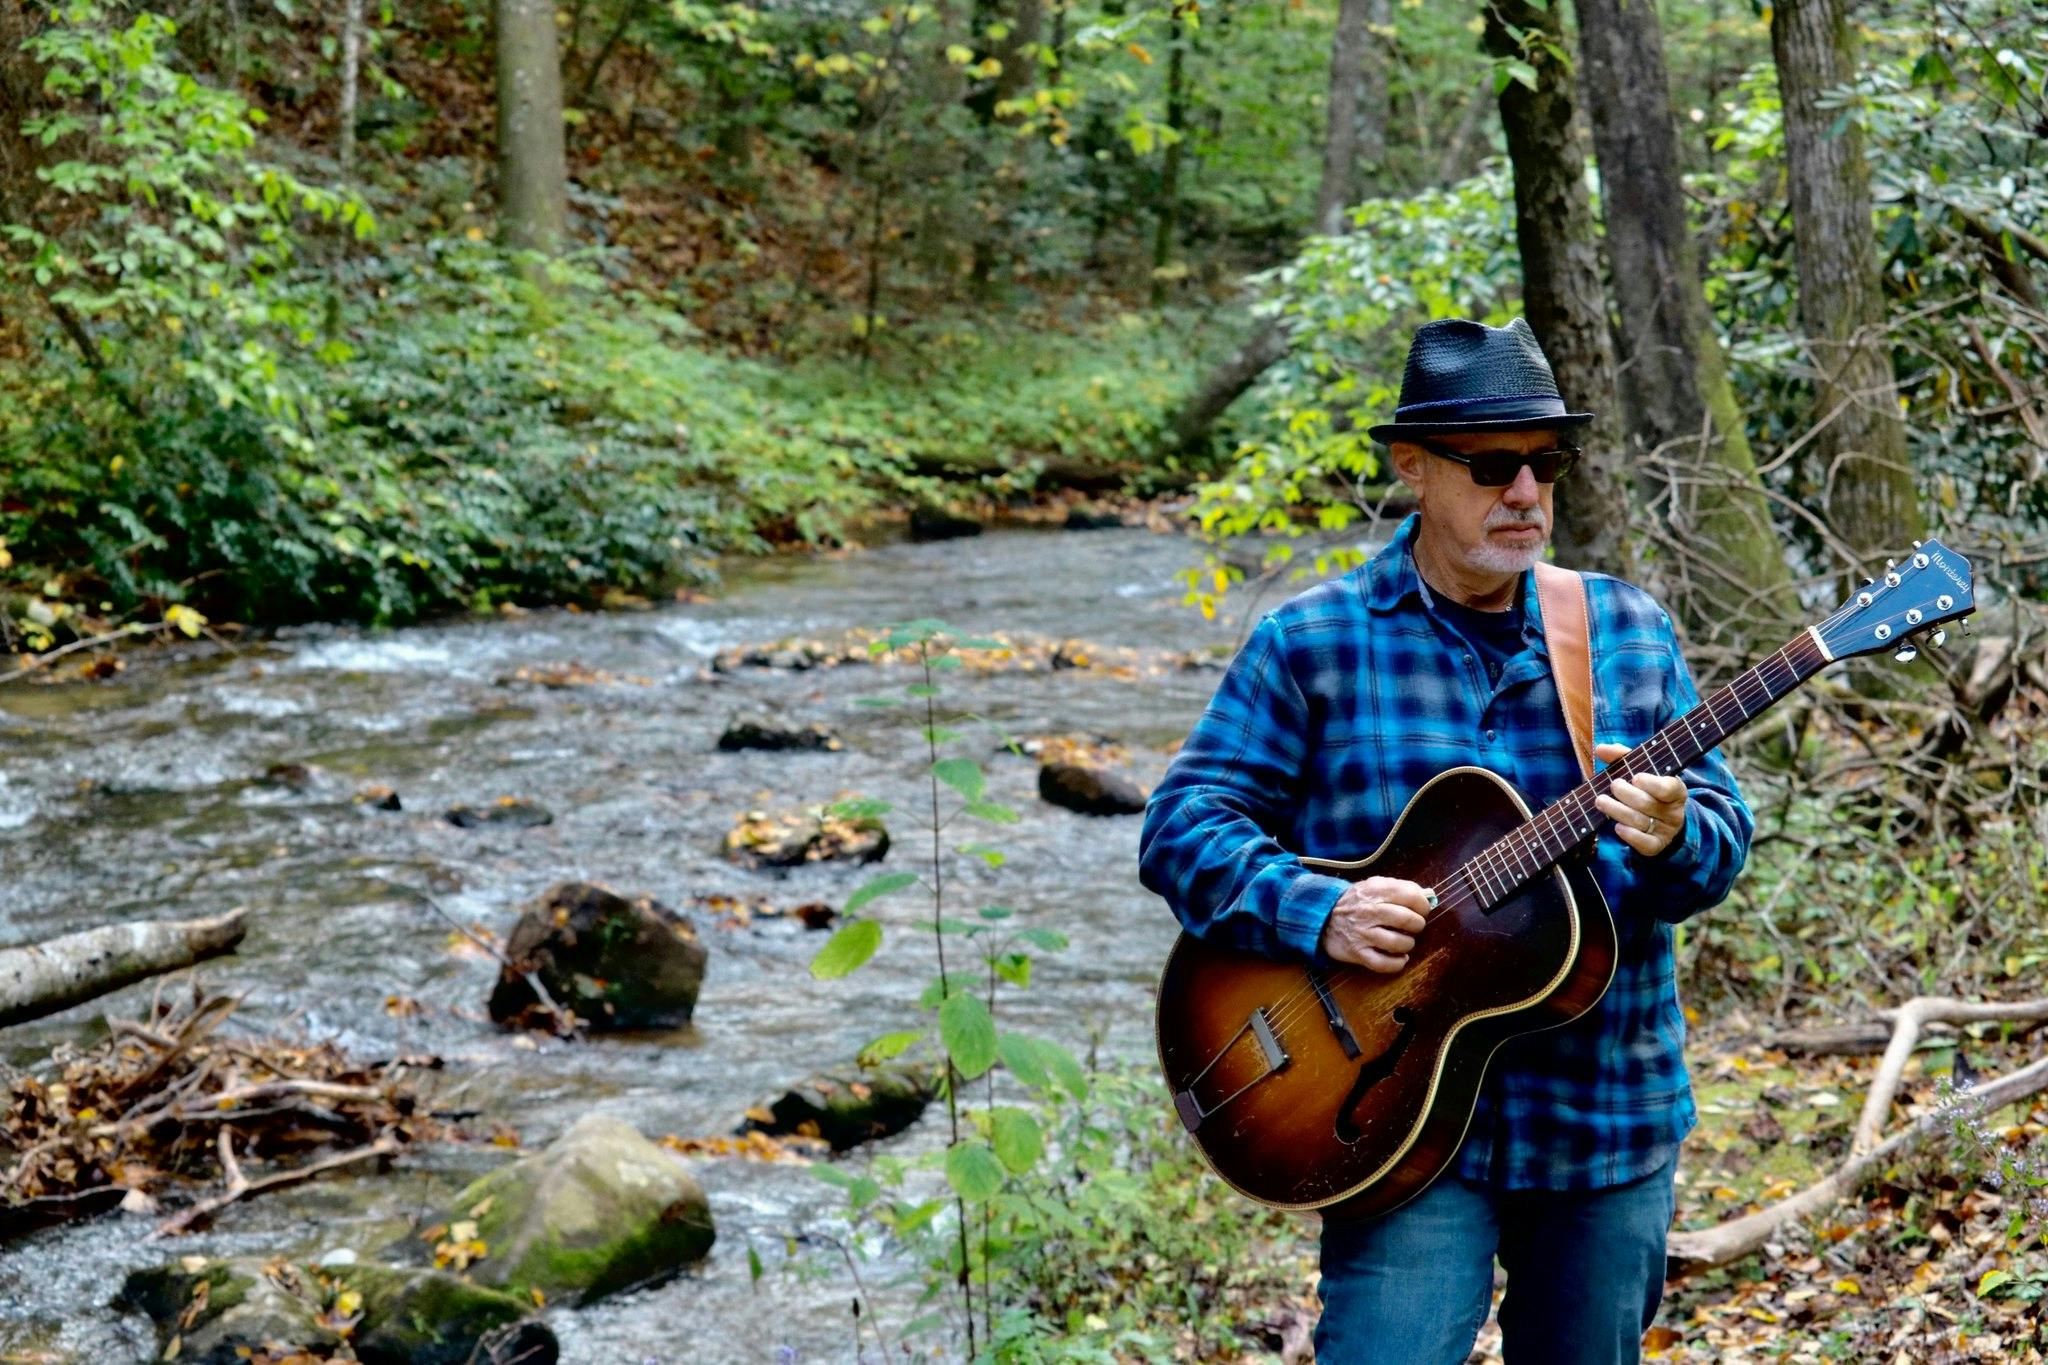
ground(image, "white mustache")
xmin=1484 ymin=510 xmax=1547 ymax=532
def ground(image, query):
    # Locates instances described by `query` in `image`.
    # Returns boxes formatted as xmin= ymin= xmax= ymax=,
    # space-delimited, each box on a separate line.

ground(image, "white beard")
xmin=1464 ymin=507 xmax=1549 ymax=575
xmin=1466 ymin=539 xmax=1545 ymax=575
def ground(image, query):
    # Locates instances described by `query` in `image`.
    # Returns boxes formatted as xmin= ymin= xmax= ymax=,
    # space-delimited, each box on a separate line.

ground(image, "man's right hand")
xmin=1319 ymin=876 xmax=1435 ymax=973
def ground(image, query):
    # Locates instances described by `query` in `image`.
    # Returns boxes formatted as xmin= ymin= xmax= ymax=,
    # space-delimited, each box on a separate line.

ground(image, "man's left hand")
xmin=1591 ymin=741 xmax=1688 ymax=858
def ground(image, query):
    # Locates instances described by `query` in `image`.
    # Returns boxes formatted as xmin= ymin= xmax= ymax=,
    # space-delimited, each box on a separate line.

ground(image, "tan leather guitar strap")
xmin=1532 ymin=561 xmax=1595 ymax=781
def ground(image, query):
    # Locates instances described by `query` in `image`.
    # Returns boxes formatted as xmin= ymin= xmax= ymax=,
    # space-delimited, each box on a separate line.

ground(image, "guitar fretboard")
xmin=1449 ymin=630 xmax=1830 ymax=909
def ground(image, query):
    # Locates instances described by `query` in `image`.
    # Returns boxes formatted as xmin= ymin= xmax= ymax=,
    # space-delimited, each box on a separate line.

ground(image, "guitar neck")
xmin=1461 ymin=629 xmax=1831 ymax=901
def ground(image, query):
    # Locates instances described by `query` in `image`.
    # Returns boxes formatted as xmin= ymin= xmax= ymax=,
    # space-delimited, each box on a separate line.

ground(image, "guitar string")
xmin=1255 ymin=637 xmax=1815 ymax=1044
xmin=1252 ymin=640 xmax=1805 ymax=1047
xmin=1249 ymin=630 xmax=1828 ymax=1048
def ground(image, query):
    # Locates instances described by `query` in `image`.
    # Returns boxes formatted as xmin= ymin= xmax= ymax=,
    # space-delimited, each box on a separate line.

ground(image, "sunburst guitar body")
xmin=1154 ymin=767 xmax=1615 ymax=1218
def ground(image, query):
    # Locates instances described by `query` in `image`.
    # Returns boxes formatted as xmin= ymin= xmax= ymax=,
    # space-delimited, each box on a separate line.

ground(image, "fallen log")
xmin=1852 ymin=996 xmax=2048 ymax=1156
xmin=0 ymin=910 xmax=248 ymax=1029
xmin=1666 ymin=1050 xmax=2048 ymax=1272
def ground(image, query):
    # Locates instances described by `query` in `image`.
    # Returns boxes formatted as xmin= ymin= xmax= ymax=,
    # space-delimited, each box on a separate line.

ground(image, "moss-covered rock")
xmin=326 ymin=1263 xmax=554 ymax=1365
xmin=488 ymin=881 xmax=708 ymax=1031
xmin=117 ymin=1258 xmax=556 ymax=1365
xmin=116 ymin=1259 xmax=337 ymax=1365
xmin=742 ymin=1062 xmax=933 ymax=1151
xmin=445 ymin=1113 xmax=715 ymax=1305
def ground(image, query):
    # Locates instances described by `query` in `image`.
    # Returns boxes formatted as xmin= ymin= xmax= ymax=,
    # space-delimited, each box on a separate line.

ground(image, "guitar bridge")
xmin=1173 ymin=1006 xmax=1290 ymax=1134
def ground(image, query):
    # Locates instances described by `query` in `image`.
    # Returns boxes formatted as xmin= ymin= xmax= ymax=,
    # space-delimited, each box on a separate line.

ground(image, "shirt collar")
xmin=1358 ymin=512 xmax=1545 ymax=646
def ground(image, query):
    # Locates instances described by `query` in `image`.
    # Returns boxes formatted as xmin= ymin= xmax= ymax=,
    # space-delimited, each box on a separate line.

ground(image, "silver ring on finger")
xmin=1646 ymin=816 xmax=1660 ymax=834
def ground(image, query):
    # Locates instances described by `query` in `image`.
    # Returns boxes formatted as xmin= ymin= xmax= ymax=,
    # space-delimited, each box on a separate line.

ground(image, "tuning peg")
xmin=1886 ymin=558 xmax=1897 ymax=569
xmin=1961 ymin=615 xmax=1973 ymax=635
xmin=1893 ymin=643 xmax=1920 ymax=664
xmin=1912 ymin=540 xmax=1922 ymax=549
xmin=1930 ymin=629 xmax=1947 ymax=648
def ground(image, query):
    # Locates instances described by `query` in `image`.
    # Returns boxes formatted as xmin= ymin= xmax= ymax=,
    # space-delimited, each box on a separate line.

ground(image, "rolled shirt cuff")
xmin=1276 ymin=868 xmax=1350 ymax=964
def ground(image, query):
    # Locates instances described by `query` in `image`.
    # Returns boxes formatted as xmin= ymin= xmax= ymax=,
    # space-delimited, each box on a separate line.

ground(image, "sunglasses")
xmin=1415 ymin=437 xmax=1581 ymax=487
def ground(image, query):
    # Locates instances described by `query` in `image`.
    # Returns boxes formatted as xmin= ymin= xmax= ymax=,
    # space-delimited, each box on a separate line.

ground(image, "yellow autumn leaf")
xmin=1832 ymin=1277 xmax=1860 ymax=1295
xmin=335 ymin=1289 xmax=363 ymax=1316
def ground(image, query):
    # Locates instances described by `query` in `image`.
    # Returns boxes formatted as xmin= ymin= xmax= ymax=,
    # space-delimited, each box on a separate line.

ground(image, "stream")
xmin=0 ymin=525 xmax=1277 ymax=1363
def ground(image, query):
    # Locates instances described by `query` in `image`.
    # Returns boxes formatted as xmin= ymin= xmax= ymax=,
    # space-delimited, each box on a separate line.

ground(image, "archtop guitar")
xmin=1154 ymin=541 xmax=1977 ymax=1217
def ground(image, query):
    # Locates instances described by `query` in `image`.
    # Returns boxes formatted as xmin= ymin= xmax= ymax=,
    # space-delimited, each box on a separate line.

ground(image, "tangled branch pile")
xmin=1 ymin=983 xmax=450 ymax=1240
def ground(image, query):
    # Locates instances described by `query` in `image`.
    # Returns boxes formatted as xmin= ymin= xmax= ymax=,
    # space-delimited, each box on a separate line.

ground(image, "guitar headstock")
xmin=1815 ymin=539 xmax=1976 ymax=664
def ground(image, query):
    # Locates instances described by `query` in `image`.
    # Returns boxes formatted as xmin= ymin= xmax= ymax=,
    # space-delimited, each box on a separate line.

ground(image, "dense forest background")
xmin=2 ymin=0 xmax=2041 ymax=644
xmin=4 ymin=0 xmax=2048 ymax=1360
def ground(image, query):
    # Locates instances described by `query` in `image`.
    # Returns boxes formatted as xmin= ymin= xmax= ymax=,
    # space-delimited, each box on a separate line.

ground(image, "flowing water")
xmin=0 ymin=526 xmax=1277 ymax=1363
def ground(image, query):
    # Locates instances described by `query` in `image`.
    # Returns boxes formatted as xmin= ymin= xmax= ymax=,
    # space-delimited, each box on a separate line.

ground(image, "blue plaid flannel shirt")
xmin=1140 ymin=514 xmax=1753 ymax=1191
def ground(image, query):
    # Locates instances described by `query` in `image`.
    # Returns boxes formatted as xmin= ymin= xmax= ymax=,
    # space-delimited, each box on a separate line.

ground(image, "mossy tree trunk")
xmin=495 ymin=0 xmax=568 ymax=254
xmin=1575 ymin=0 xmax=1799 ymax=642
xmin=1770 ymin=0 xmax=1923 ymax=569
xmin=1482 ymin=0 xmax=1634 ymax=581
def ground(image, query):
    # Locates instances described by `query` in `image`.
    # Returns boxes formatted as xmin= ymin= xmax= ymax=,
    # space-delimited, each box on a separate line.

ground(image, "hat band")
xmin=1393 ymin=394 xmax=1568 ymax=422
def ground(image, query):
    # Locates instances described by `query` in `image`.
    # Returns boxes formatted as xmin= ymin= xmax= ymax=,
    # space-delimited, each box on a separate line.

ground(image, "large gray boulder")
xmin=488 ymin=882 xmax=708 ymax=1032
xmin=443 ymin=1113 xmax=715 ymax=1305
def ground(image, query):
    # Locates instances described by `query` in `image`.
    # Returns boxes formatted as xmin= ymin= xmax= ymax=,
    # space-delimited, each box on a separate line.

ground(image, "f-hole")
xmin=1333 ymin=1006 xmax=1419 ymax=1144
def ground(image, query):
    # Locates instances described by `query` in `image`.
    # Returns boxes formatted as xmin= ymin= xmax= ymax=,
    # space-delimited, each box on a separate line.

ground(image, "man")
xmin=1139 ymin=318 xmax=1753 ymax=1364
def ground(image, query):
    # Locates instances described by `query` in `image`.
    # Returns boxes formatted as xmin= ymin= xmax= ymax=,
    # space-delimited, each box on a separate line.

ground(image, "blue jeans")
xmin=1314 ymin=1155 xmax=1677 ymax=1365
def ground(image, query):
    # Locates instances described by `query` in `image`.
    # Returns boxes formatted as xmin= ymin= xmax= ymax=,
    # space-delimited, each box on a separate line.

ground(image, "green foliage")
xmin=1685 ymin=806 xmax=2048 ymax=1014
xmin=802 ymin=618 xmax=1084 ymax=1356
xmin=1695 ymin=0 xmax=2048 ymax=568
xmin=7 ymin=1 xmax=369 ymax=426
xmin=1180 ymin=166 xmax=1519 ymax=617
xmin=976 ymin=1070 xmax=1316 ymax=1360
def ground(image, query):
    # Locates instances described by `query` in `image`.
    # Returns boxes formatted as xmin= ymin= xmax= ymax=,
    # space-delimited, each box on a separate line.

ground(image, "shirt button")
xmin=1485 ymin=728 xmax=1497 ymax=743
xmin=1463 ymin=653 xmax=1474 ymax=666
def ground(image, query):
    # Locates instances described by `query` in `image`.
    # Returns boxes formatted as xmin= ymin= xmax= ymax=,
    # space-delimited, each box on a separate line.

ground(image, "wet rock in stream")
xmin=433 ymin=1114 xmax=715 ymax=1306
xmin=722 ymin=805 xmax=888 ymax=869
xmin=908 ymin=504 xmax=983 ymax=542
xmin=488 ymin=882 xmax=707 ymax=1031
xmin=742 ymin=1062 xmax=934 ymax=1152
xmin=1038 ymin=760 xmax=1148 ymax=816
xmin=446 ymin=797 xmax=555 ymax=829
xmin=716 ymin=711 xmax=842 ymax=753
xmin=116 ymin=1258 xmax=553 ymax=1365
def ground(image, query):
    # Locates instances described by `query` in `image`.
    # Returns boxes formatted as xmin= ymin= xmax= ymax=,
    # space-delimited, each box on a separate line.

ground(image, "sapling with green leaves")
xmin=806 ymin=618 xmax=1088 ymax=1358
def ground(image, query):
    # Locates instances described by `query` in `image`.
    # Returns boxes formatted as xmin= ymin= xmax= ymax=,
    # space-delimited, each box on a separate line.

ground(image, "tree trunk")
xmin=1483 ymin=0 xmax=1633 ymax=581
xmin=991 ymin=0 xmax=1045 ymax=109
xmin=1315 ymin=0 xmax=1373 ymax=235
xmin=1150 ymin=0 xmax=1388 ymax=451
xmin=1352 ymin=0 xmax=1391 ymax=193
xmin=495 ymin=0 xmax=569 ymax=254
xmin=1770 ymin=0 xmax=1922 ymax=569
xmin=1150 ymin=5 xmax=1188 ymax=306
xmin=0 ymin=911 xmax=249 ymax=1029
xmin=1434 ymin=75 xmax=1491 ymax=187
xmin=1575 ymin=0 xmax=1799 ymax=641
xmin=338 ymin=0 xmax=364 ymax=176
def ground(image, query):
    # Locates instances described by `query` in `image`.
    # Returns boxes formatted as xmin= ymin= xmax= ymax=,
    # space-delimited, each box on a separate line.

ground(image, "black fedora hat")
xmin=1367 ymin=317 xmax=1595 ymax=442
